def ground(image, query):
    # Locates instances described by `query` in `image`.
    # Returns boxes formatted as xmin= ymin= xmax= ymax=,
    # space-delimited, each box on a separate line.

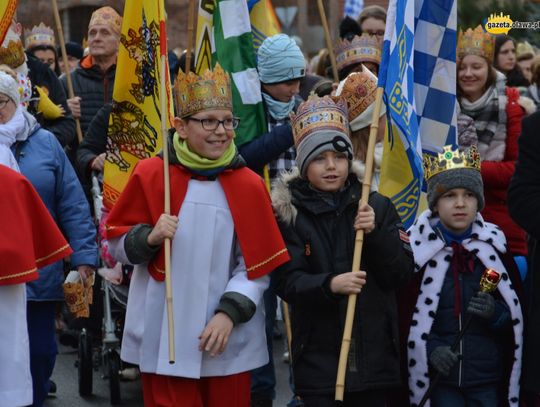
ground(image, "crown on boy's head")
xmin=0 ymin=27 xmax=25 ymax=69
xmin=334 ymin=33 xmax=381 ymax=73
xmin=423 ymin=145 xmax=481 ymax=181
xmin=290 ymin=95 xmax=349 ymax=147
xmin=174 ymin=63 xmax=232 ymax=118
xmin=457 ymin=25 xmax=495 ymax=62
xmin=25 ymin=23 xmax=55 ymax=49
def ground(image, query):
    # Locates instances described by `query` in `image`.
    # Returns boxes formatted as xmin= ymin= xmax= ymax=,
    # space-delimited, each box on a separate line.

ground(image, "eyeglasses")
xmin=0 ymin=99 xmax=10 ymax=110
xmin=187 ymin=117 xmax=240 ymax=131
xmin=365 ymin=30 xmax=385 ymax=37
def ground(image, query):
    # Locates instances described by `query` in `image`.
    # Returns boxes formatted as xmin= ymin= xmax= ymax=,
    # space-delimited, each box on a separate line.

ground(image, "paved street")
xmin=46 ymin=325 xmax=293 ymax=406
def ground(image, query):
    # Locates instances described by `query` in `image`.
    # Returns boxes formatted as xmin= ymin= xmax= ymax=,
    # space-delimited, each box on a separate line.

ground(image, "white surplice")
xmin=110 ymin=179 xmax=269 ymax=378
xmin=0 ymin=284 xmax=32 ymax=407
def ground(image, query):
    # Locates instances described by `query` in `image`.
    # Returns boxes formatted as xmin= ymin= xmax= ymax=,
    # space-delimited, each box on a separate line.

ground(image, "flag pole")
xmin=335 ymin=86 xmax=384 ymax=401
xmin=317 ymin=0 xmax=339 ymax=83
xmin=159 ymin=19 xmax=175 ymax=365
xmin=185 ymin=0 xmax=196 ymax=75
xmin=51 ymin=0 xmax=84 ymax=144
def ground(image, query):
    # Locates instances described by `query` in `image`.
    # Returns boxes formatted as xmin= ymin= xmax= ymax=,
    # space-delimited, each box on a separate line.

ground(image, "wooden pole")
xmin=160 ymin=52 xmax=175 ymax=364
xmin=317 ymin=0 xmax=339 ymax=83
xmin=51 ymin=0 xmax=84 ymax=144
xmin=335 ymin=87 xmax=384 ymax=401
xmin=282 ymin=301 xmax=293 ymax=363
xmin=185 ymin=0 xmax=196 ymax=75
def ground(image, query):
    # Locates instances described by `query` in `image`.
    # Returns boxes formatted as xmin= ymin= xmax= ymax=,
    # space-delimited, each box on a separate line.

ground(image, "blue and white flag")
xmin=378 ymin=0 xmax=456 ymax=229
xmin=344 ymin=0 xmax=364 ymax=19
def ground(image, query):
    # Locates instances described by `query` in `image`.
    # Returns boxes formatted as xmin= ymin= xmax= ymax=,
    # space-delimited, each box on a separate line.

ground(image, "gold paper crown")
xmin=457 ymin=25 xmax=495 ymax=62
xmin=516 ymin=41 xmax=535 ymax=60
xmin=89 ymin=6 xmax=122 ymax=35
xmin=423 ymin=145 xmax=481 ymax=181
xmin=25 ymin=23 xmax=55 ymax=49
xmin=335 ymin=66 xmax=378 ymax=122
xmin=0 ymin=38 xmax=25 ymax=68
xmin=290 ymin=95 xmax=349 ymax=146
xmin=335 ymin=34 xmax=381 ymax=72
xmin=174 ymin=63 xmax=232 ymax=118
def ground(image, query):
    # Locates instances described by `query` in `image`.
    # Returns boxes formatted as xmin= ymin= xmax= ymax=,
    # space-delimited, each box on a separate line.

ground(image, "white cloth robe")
xmin=0 ymin=284 xmax=32 ymax=407
xmin=110 ymin=179 xmax=269 ymax=378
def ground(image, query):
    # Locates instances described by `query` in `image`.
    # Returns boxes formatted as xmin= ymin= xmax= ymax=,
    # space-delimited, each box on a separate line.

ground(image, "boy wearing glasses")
xmin=105 ymin=64 xmax=290 ymax=407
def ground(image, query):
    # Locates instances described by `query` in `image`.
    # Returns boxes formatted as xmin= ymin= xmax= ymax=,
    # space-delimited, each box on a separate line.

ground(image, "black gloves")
xmin=467 ymin=291 xmax=495 ymax=320
xmin=429 ymin=346 xmax=459 ymax=377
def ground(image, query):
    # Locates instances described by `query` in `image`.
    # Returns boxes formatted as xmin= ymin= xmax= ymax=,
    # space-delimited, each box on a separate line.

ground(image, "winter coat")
xmin=26 ymin=53 xmax=76 ymax=148
xmin=508 ymin=111 xmax=540 ymax=393
xmin=405 ymin=211 xmax=524 ymax=407
xmin=76 ymin=103 xmax=111 ymax=180
xmin=271 ymin=165 xmax=414 ymax=396
xmin=12 ymin=116 xmax=98 ymax=300
xmin=60 ymin=54 xmax=115 ymax=138
xmin=480 ymin=87 xmax=533 ymax=256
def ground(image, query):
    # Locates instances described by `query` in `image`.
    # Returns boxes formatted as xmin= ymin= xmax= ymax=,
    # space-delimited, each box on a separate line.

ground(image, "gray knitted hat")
xmin=427 ymin=167 xmax=485 ymax=211
xmin=296 ymin=130 xmax=353 ymax=177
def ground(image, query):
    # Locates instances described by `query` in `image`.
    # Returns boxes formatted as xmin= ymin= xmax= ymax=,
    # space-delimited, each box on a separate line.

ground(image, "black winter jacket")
xmin=271 ymin=167 xmax=414 ymax=396
xmin=60 ymin=55 xmax=115 ymax=138
xmin=26 ymin=54 xmax=76 ymax=148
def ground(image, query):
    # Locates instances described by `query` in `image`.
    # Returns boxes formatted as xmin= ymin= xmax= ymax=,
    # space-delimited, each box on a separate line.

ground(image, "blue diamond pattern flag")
xmin=343 ymin=0 xmax=364 ymax=19
xmin=378 ymin=0 xmax=457 ymax=229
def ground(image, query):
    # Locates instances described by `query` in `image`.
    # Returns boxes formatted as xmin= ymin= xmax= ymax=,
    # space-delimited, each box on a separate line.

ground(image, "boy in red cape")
xmin=105 ymin=64 xmax=290 ymax=407
xmin=0 ymin=165 xmax=72 ymax=407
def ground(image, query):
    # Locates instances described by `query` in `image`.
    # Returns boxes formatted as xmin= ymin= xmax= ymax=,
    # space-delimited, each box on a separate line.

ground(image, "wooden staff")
xmin=335 ymin=87 xmax=384 ymax=401
xmin=317 ymin=0 xmax=339 ymax=83
xmin=185 ymin=0 xmax=196 ymax=75
xmin=51 ymin=0 xmax=84 ymax=144
xmin=160 ymin=49 xmax=175 ymax=364
xmin=282 ymin=301 xmax=293 ymax=362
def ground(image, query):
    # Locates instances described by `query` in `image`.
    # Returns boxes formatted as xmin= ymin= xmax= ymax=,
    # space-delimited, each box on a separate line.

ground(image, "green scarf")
xmin=172 ymin=132 xmax=236 ymax=170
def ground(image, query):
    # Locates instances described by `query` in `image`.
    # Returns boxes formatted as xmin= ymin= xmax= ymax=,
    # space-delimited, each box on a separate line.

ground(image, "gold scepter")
xmin=335 ymin=86 xmax=384 ymax=402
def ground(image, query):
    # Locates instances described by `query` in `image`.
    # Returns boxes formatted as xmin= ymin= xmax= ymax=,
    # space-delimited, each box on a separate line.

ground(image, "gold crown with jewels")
xmin=174 ymin=63 xmax=232 ymax=118
xmin=25 ymin=23 xmax=55 ymax=49
xmin=423 ymin=145 xmax=481 ymax=180
xmin=0 ymin=38 xmax=25 ymax=68
xmin=335 ymin=34 xmax=381 ymax=72
xmin=335 ymin=66 xmax=378 ymax=123
xmin=291 ymin=95 xmax=349 ymax=146
xmin=457 ymin=25 xmax=495 ymax=62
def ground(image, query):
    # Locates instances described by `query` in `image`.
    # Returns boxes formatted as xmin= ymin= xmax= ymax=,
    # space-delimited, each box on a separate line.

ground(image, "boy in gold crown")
xmin=105 ymin=64 xmax=290 ymax=407
xmin=403 ymin=146 xmax=524 ymax=407
xmin=271 ymin=95 xmax=413 ymax=406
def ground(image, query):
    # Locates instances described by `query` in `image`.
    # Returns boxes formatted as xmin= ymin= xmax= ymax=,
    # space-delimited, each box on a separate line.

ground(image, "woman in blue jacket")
xmin=0 ymin=69 xmax=98 ymax=407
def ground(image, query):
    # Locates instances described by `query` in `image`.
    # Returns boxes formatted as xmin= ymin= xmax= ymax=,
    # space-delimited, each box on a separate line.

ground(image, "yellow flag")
xmin=250 ymin=0 xmax=281 ymax=49
xmin=103 ymin=0 xmax=173 ymax=209
xmin=0 ymin=0 xmax=17 ymax=44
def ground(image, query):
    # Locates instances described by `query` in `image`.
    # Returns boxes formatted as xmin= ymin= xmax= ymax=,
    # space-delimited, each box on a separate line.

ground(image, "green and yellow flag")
xmin=194 ymin=0 xmax=281 ymax=146
xmin=0 ymin=0 xmax=17 ymax=44
xmin=103 ymin=0 xmax=173 ymax=209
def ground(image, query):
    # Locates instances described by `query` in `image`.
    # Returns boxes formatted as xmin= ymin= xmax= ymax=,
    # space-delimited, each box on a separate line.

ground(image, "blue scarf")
xmin=262 ymin=92 xmax=295 ymax=120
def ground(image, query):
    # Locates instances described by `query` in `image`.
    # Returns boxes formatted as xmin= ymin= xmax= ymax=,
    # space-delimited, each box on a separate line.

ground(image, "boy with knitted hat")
xmin=105 ymin=64 xmax=289 ymax=407
xmin=404 ymin=146 xmax=524 ymax=407
xmin=272 ymin=95 xmax=413 ymax=406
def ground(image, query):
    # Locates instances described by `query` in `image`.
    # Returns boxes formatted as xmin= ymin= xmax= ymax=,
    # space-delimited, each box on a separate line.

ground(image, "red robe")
xmin=0 ymin=165 xmax=72 ymax=285
xmin=106 ymin=158 xmax=290 ymax=281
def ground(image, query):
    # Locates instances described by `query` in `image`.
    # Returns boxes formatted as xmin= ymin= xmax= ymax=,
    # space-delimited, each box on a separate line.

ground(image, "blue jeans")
xmin=431 ymin=384 xmax=498 ymax=407
xmin=251 ymin=287 xmax=277 ymax=400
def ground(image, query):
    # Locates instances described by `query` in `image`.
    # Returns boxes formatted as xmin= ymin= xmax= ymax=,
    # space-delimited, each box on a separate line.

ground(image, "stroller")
xmin=77 ymin=173 xmax=130 ymax=405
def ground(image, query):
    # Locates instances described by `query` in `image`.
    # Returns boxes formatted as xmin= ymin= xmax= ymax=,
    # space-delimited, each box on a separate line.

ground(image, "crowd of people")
xmin=2 ymin=3 xmax=540 ymax=407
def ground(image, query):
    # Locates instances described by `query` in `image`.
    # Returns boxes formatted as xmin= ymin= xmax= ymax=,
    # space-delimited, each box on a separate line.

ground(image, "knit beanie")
xmin=0 ymin=71 xmax=20 ymax=106
xmin=291 ymin=95 xmax=352 ymax=177
xmin=427 ymin=167 xmax=485 ymax=211
xmin=63 ymin=41 xmax=84 ymax=60
xmin=257 ymin=34 xmax=306 ymax=84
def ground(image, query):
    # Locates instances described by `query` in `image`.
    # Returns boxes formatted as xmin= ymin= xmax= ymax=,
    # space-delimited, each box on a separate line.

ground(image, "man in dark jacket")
xmin=61 ymin=6 xmax=120 ymax=143
xmin=509 ymin=111 xmax=540 ymax=406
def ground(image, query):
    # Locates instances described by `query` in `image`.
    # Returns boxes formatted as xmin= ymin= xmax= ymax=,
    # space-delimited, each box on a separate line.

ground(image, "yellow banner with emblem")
xmin=103 ymin=0 xmax=172 ymax=209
